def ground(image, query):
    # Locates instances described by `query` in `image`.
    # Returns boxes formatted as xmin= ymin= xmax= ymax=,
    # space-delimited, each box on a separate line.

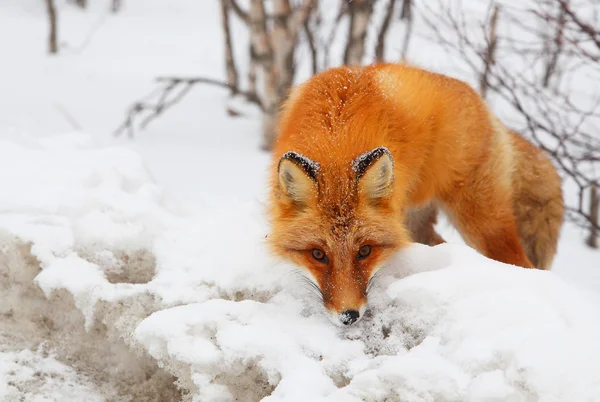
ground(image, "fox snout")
xmin=326 ymin=305 xmax=367 ymax=326
xmin=334 ymin=305 xmax=367 ymax=326
xmin=322 ymin=283 xmax=369 ymax=326
xmin=340 ymin=310 xmax=360 ymax=325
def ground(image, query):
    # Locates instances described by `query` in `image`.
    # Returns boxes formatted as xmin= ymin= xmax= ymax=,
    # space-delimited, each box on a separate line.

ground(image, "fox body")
xmin=267 ymin=63 xmax=564 ymax=325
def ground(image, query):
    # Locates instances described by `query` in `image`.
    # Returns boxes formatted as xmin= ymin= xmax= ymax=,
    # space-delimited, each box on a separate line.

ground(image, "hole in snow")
xmin=81 ymin=249 xmax=157 ymax=284
xmin=105 ymin=249 xmax=156 ymax=284
xmin=213 ymin=362 xmax=276 ymax=401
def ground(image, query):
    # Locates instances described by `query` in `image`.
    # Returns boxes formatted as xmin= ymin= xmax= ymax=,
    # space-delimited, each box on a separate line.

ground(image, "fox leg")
xmin=440 ymin=192 xmax=534 ymax=269
xmin=404 ymin=203 xmax=446 ymax=246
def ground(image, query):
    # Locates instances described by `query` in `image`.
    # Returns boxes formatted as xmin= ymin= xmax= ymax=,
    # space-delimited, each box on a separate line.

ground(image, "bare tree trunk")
xmin=248 ymin=44 xmax=258 ymax=101
xmin=271 ymin=0 xmax=316 ymax=94
xmin=112 ymin=0 xmax=122 ymax=13
xmin=587 ymin=183 xmax=599 ymax=248
xmin=542 ymin=2 xmax=566 ymax=88
xmin=220 ymin=0 xmax=239 ymax=94
xmin=480 ymin=5 xmax=499 ymax=99
xmin=247 ymin=0 xmax=278 ymax=149
xmin=255 ymin=0 xmax=315 ymax=150
xmin=375 ymin=0 xmax=396 ymax=62
xmin=400 ymin=0 xmax=411 ymax=19
xmin=344 ymin=0 xmax=375 ymax=66
xmin=271 ymin=0 xmax=295 ymax=99
xmin=399 ymin=0 xmax=412 ymax=60
xmin=45 ymin=0 xmax=58 ymax=54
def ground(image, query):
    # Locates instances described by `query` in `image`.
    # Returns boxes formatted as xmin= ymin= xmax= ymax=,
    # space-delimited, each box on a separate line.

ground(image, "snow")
xmin=0 ymin=348 xmax=105 ymax=402
xmin=0 ymin=0 xmax=599 ymax=401
xmin=1 ymin=137 xmax=599 ymax=401
xmin=135 ymin=243 xmax=600 ymax=402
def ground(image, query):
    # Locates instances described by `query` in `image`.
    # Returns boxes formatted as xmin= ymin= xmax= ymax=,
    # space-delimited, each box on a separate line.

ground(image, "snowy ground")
xmin=0 ymin=1 xmax=599 ymax=401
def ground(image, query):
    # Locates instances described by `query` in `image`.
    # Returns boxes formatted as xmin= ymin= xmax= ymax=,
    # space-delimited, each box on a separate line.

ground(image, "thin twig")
xmin=228 ymin=0 xmax=249 ymax=23
xmin=115 ymin=77 xmax=264 ymax=138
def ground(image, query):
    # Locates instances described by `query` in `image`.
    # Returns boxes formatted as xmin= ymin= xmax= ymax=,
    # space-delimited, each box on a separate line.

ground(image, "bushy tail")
xmin=510 ymin=132 xmax=564 ymax=269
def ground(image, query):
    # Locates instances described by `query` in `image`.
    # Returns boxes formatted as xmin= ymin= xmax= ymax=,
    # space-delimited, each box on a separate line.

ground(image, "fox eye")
xmin=311 ymin=248 xmax=328 ymax=263
xmin=357 ymin=245 xmax=372 ymax=259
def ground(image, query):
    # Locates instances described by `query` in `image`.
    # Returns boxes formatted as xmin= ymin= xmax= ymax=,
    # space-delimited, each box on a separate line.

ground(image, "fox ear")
xmin=354 ymin=147 xmax=394 ymax=200
xmin=278 ymin=152 xmax=319 ymax=203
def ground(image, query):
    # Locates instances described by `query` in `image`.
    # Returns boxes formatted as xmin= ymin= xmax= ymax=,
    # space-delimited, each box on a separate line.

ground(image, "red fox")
xmin=267 ymin=63 xmax=564 ymax=326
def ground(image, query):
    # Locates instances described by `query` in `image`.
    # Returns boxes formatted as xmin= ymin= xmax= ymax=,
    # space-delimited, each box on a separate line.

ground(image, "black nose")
xmin=340 ymin=309 xmax=360 ymax=325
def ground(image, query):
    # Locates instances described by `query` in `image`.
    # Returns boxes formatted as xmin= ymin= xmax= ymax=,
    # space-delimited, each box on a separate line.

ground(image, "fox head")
xmin=268 ymin=146 xmax=410 ymax=326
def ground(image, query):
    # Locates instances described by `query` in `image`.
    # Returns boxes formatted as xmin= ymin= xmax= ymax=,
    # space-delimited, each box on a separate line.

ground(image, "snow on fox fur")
xmin=1 ymin=138 xmax=599 ymax=401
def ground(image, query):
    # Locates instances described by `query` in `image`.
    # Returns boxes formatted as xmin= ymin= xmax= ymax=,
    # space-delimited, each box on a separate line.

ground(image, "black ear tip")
xmin=371 ymin=147 xmax=392 ymax=160
xmin=353 ymin=146 xmax=393 ymax=178
xmin=278 ymin=151 xmax=320 ymax=180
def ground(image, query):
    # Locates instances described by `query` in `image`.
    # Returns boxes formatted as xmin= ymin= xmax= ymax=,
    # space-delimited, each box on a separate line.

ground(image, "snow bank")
xmin=2 ymin=137 xmax=600 ymax=401
xmin=136 ymin=245 xmax=600 ymax=402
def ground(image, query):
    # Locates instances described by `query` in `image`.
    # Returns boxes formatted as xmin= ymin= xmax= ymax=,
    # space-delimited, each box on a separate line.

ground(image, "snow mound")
xmin=136 ymin=245 xmax=600 ymax=402
xmin=2 ymin=137 xmax=600 ymax=401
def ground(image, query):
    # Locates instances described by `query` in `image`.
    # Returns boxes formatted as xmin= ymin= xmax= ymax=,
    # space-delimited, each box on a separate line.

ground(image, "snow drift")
xmin=2 ymin=137 xmax=600 ymax=402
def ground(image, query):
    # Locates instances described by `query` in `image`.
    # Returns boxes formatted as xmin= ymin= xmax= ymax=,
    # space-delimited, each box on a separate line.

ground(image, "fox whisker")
xmin=366 ymin=266 xmax=388 ymax=296
xmin=289 ymin=268 xmax=324 ymax=302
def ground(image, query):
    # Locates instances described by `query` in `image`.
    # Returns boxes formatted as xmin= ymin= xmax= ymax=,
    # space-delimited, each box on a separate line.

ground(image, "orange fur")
xmin=267 ymin=63 xmax=564 ymax=322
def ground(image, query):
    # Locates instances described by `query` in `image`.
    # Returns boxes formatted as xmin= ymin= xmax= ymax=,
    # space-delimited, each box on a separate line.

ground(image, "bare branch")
xmin=248 ymin=43 xmax=257 ymax=99
xmin=304 ymin=14 xmax=319 ymax=74
xmin=344 ymin=0 xmax=376 ymax=66
xmin=111 ymin=0 xmax=122 ymax=13
xmin=45 ymin=0 xmax=58 ymax=54
xmin=480 ymin=4 xmax=499 ymax=98
xmin=220 ymin=0 xmax=239 ymax=94
xmin=375 ymin=0 xmax=396 ymax=62
xmin=399 ymin=0 xmax=413 ymax=60
xmin=558 ymin=0 xmax=600 ymax=50
xmin=587 ymin=183 xmax=599 ymax=248
xmin=542 ymin=2 xmax=567 ymax=88
xmin=115 ymin=77 xmax=264 ymax=138
xmin=399 ymin=0 xmax=411 ymax=20
xmin=289 ymin=0 xmax=318 ymax=39
xmin=227 ymin=0 xmax=250 ymax=24
xmin=156 ymin=77 xmax=264 ymax=108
